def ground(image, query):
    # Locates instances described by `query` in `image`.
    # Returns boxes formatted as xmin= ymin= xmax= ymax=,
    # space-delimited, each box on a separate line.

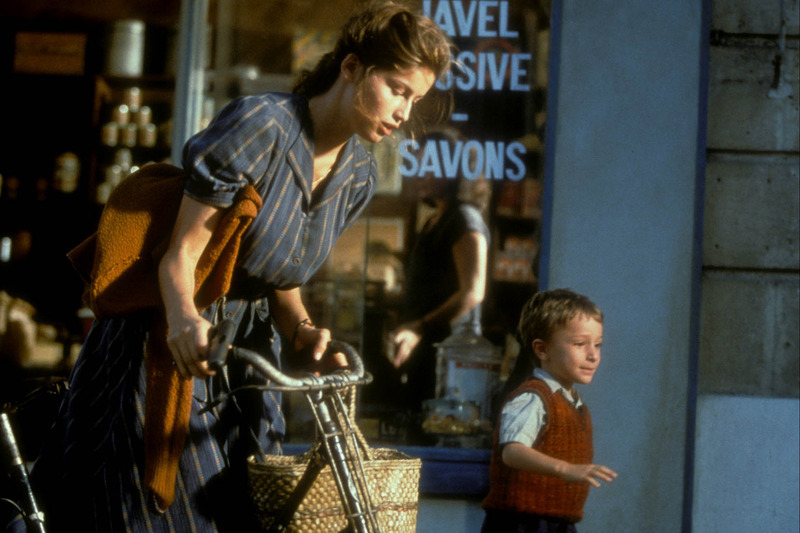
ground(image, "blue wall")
xmin=416 ymin=1 xmax=799 ymax=530
xmin=540 ymin=0 xmax=704 ymax=529
xmin=692 ymin=395 xmax=799 ymax=531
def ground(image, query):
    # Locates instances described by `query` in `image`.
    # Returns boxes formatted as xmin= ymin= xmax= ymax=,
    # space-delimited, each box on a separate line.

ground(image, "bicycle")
xmin=207 ymin=319 xmax=387 ymax=533
xmin=1 ymin=379 xmax=67 ymax=533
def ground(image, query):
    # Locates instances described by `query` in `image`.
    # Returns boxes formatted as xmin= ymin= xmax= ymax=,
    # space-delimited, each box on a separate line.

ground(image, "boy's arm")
xmin=501 ymin=442 xmax=617 ymax=487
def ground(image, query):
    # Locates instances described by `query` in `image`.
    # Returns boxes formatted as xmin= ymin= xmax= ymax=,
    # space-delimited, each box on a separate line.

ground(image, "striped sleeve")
xmin=181 ymin=95 xmax=288 ymax=207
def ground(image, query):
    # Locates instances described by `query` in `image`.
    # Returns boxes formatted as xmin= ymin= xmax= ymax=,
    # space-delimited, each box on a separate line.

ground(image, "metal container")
xmin=104 ymin=20 xmax=145 ymax=77
xmin=110 ymin=104 xmax=130 ymax=124
xmin=113 ymin=148 xmax=133 ymax=171
xmin=138 ymin=123 xmax=157 ymax=147
xmin=123 ymin=87 xmax=142 ymax=111
xmin=119 ymin=124 xmax=138 ymax=147
xmin=100 ymin=122 xmax=119 ymax=147
xmin=104 ymin=164 xmax=124 ymax=187
xmin=132 ymin=105 xmax=151 ymax=126
xmin=53 ymin=152 xmax=80 ymax=193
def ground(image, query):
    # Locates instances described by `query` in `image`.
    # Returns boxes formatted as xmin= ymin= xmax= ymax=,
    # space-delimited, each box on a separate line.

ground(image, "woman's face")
xmin=351 ymin=62 xmax=436 ymax=143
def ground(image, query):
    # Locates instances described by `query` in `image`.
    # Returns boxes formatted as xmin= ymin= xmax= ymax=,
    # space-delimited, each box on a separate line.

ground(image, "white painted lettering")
xmin=454 ymin=1 xmax=478 ymax=37
xmin=437 ymin=51 xmax=530 ymax=91
xmin=486 ymin=52 xmax=510 ymax=90
xmin=463 ymin=140 xmax=484 ymax=179
xmin=419 ymin=140 xmax=443 ymax=176
xmin=424 ymin=1 xmax=517 ymax=38
xmin=477 ymin=1 xmax=498 ymax=38
xmin=399 ymin=139 xmax=528 ymax=181
xmin=439 ymin=140 xmax=463 ymax=176
xmin=509 ymin=53 xmax=531 ymax=91
xmin=485 ymin=142 xmax=505 ymax=178
xmin=399 ymin=139 xmax=421 ymax=175
xmin=506 ymin=142 xmax=526 ymax=180
xmin=420 ymin=1 xmax=530 ymax=182
xmin=498 ymin=1 xmax=518 ymax=38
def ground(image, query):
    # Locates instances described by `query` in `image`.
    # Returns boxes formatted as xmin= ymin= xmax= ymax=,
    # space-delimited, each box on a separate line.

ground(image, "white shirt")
xmin=498 ymin=368 xmax=583 ymax=447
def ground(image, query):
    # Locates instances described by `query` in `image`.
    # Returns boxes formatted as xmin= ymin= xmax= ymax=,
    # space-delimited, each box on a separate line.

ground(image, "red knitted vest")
xmin=482 ymin=378 xmax=593 ymax=523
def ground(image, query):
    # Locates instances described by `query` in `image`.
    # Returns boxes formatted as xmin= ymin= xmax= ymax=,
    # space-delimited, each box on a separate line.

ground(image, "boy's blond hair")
xmin=517 ymin=289 xmax=603 ymax=367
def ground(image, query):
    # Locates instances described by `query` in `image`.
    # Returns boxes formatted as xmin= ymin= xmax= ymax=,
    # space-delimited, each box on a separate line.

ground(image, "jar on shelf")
xmin=113 ymin=148 xmax=132 ymax=172
xmin=53 ymin=152 xmax=80 ymax=193
xmin=100 ymin=122 xmax=119 ymax=147
xmin=119 ymin=123 xmax=138 ymax=147
xmin=138 ymin=123 xmax=157 ymax=147
xmin=110 ymin=104 xmax=130 ymax=125
xmin=434 ymin=324 xmax=502 ymax=425
xmin=104 ymin=20 xmax=145 ymax=77
xmin=132 ymin=105 xmax=151 ymax=127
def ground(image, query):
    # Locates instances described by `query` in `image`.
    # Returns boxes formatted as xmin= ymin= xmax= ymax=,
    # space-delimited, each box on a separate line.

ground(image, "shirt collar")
xmin=287 ymin=106 xmax=358 ymax=207
xmin=533 ymin=368 xmax=583 ymax=407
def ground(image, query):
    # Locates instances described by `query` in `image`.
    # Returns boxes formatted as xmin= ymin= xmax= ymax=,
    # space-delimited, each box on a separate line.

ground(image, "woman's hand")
xmin=390 ymin=321 xmax=423 ymax=368
xmin=293 ymin=322 xmax=347 ymax=373
xmin=158 ymin=194 xmax=223 ymax=379
xmin=165 ymin=311 xmax=216 ymax=379
xmin=268 ymin=287 xmax=347 ymax=373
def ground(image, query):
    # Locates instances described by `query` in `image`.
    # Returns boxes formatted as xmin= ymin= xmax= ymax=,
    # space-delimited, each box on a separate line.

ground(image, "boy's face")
xmin=534 ymin=314 xmax=603 ymax=391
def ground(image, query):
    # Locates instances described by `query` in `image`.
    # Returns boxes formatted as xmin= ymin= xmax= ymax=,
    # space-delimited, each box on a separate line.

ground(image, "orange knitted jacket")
xmin=482 ymin=378 xmax=593 ymax=523
xmin=67 ymin=162 xmax=262 ymax=511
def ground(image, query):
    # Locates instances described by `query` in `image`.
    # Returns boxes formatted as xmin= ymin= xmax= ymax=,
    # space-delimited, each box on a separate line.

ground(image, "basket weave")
xmin=247 ymin=446 xmax=421 ymax=532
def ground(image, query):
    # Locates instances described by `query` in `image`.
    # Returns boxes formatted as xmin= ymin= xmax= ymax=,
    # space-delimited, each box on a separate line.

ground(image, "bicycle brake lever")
xmin=206 ymin=319 xmax=237 ymax=371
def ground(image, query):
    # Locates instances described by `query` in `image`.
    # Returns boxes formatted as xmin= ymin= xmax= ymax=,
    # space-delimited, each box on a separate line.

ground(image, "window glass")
xmin=204 ymin=0 xmax=551 ymax=449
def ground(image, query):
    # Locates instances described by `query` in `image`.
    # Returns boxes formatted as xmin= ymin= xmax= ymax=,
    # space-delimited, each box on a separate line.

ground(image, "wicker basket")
xmin=247 ymin=446 xmax=421 ymax=532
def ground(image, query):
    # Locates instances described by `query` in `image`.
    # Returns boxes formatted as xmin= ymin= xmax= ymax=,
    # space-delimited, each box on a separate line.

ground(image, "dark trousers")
xmin=481 ymin=510 xmax=578 ymax=533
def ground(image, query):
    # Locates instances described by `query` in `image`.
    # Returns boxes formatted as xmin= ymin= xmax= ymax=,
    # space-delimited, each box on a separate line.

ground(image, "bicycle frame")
xmin=207 ymin=319 xmax=382 ymax=533
xmin=2 ymin=411 xmax=46 ymax=533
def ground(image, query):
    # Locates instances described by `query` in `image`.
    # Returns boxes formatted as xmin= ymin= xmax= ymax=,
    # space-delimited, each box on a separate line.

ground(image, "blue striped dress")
xmin=28 ymin=93 xmax=377 ymax=532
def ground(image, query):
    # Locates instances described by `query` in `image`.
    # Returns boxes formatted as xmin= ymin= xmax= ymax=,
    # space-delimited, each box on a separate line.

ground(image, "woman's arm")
xmin=391 ymin=229 xmax=487 ymax=367
xmin=502 ymin=442 xmax=618 ymax=487
xmin=426 ymin=229 xmax=487 ymax=326
xmin=267 ymin=287 xmax=345 ymax=369
xmin=158 ymin=194 xmax=223 ymax=378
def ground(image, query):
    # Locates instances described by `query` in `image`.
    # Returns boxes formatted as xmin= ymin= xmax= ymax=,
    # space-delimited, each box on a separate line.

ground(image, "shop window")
xmin=190 ymin=0 xmax=552 ymax=495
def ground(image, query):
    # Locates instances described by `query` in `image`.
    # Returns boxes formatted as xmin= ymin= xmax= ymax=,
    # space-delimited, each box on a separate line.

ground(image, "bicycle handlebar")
xmin=206 ymin=319 xmax=368 ymax=390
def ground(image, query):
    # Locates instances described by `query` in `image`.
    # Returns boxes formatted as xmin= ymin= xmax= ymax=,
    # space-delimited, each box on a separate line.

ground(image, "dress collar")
xmin=285 ymin=100 xmax=358 ymax=208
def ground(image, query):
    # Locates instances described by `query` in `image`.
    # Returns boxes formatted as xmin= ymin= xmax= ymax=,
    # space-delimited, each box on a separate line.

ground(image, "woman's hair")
xmin=293 ymin=1 xmax=453 ymax=128
xmin=492 ymin=289 xmax=603 ymax=421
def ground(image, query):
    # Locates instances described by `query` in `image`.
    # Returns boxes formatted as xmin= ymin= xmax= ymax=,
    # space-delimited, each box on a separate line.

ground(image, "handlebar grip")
xmin=206 ymin=319 xmax=237 ymax=371
xmin=207 ymin=319 xmax=366 ymax=388
xmin=326 ymin=340 xmax=364 ymax=378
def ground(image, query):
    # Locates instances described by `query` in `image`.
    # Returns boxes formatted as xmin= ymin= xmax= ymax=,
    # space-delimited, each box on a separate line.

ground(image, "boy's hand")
xmin=559 ymin=463 xmax=617 ymax=487
xmin=502 ymin=442 xmax=617 ymax=487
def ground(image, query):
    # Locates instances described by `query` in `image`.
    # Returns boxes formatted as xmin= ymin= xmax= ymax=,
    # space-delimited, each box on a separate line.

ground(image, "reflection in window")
xmin=205 ymin=0 xmax=551 ymax=449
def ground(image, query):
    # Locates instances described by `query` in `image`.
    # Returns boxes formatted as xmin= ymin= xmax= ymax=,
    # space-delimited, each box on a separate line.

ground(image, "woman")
xmin=24 ymin=3 xmax=451 ymax=532
xmin=390 ymin=127 xmax=490 ymax=418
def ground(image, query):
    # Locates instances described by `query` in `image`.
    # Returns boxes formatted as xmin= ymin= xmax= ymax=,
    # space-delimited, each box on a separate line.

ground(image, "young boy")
xmin=482 ymin=289 xmax=617 ymax=532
